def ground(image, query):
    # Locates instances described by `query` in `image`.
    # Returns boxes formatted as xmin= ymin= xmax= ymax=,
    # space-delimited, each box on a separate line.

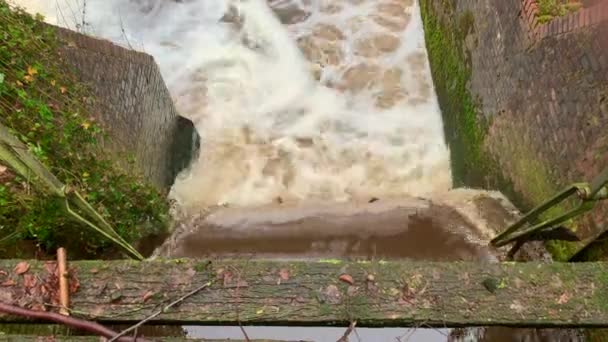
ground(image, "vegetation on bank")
xmin=537 ymin=0 xmax=583 ymax=24
xmin=0 ymin=1 xmax=169 ymax=257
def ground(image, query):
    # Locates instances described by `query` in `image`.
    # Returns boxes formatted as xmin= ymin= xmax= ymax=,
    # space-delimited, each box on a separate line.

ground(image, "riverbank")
xmin=0 ymin=1 xmax=169 ymax=258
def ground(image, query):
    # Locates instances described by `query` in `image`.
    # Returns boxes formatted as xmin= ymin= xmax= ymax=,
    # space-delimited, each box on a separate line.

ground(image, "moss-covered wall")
xmin=420 ymin=0 xmax=608 ymax=260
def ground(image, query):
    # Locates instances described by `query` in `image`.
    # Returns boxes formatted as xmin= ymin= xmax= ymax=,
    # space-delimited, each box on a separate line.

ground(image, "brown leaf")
xmin=0 ymin=270 xmax=7 ymax=276
xmin=69 ymin=276 xmax=80 ymax=294
xmin=0 ymin=165 xmax=6 ymax=174
xmin=2 ymin=279 xmax=16 ymax=286
xmin=14 ymin=261 xmax=30 ymax=275
xmin=557 ymin=292 xmax=570 ymax=305
xmin=279 ymin=269 xmax=290 ymax=281
xmin=142 ymin=290 xmax=154 ymax=302
xmin=90 ymin=268 xmax=98 ymax=274
xmin=60 ymin=86 xmax=67 ymax=94
xmin=339 ymin=274 xmax=354 ymax=285
xmin=30 ymin=303 xmax=47 ymax=312
xmin=23 ymin=274 xmax=37 ymax=289
xmin=45 ymin=262 xmax=57 ymax=275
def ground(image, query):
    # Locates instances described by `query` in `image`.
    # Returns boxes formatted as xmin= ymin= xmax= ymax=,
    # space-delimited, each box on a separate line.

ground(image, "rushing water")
xmin=13 ymin=0 xmax=451 ymax=212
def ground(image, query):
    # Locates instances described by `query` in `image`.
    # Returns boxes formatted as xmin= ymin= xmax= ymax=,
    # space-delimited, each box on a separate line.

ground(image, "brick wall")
xmin=51 ymin=26 xmax=198 ymax=190
xmin=422 ymin=0 xmax=608 ymax=258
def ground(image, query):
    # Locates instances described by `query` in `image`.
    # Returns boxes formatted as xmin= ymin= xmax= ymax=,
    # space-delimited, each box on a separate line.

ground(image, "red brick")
xmin=582 ymin=9 xmax=590 ymax=27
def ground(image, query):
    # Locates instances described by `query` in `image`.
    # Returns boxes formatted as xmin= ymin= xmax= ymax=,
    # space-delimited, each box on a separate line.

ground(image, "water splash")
xmin=13 ymin=0 xmax=451 ymax=212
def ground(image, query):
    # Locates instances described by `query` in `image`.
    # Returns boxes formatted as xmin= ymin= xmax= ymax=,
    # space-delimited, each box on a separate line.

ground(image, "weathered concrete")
xmin=421 ymin=0 xmax=608 ymax=259
xmin=52 ymin=25 xmax=198 ymax=190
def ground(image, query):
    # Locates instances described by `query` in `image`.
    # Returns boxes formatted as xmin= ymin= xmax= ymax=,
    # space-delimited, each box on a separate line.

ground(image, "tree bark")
xmin=0 ymin=259 xmax=607 ymax=327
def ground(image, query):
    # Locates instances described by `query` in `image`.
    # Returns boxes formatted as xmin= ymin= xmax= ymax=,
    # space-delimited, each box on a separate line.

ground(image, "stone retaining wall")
xmin=52 ymin=25 xmax=197 ymax=190
xmin=421 ymin=0 xmax=608 ymax=259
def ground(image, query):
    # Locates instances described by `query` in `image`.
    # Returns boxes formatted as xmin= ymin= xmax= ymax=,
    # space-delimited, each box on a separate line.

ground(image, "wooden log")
xmin=0 ymin=259 xmax=607 ymax=327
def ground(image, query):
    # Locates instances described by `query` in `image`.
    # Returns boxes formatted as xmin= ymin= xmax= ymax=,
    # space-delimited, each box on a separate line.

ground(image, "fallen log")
xmin=0 ymin=259 xmax=607 ymax=327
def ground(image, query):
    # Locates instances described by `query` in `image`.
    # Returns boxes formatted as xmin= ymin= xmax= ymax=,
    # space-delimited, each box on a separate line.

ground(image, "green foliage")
xmin=0 ymin=1 xmax=169 ymax=257
xmin=537 ymin=0 xmax=582 ymax=23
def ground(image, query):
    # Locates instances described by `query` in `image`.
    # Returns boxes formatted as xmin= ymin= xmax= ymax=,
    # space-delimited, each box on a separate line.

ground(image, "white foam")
xmin=13 ymin=0 xmax=452 ymax=212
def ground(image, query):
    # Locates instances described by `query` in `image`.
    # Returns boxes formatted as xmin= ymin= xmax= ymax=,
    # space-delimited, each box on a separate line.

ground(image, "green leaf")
xmin=0 ymin=72 xmax=4 ymax=84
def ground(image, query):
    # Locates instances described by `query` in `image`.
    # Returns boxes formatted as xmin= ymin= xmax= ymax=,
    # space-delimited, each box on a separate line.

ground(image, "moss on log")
xmin=0 ymin=259 xmax=607 ymax=327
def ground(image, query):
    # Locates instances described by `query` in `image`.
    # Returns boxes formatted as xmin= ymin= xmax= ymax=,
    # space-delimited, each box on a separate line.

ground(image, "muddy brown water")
xmin=159 ymin=198 xmax=496 ymax=261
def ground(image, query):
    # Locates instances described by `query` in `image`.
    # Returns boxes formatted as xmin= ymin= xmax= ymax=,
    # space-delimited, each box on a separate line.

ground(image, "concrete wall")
xmin=421 ymin=0 xmax=608 ymax=259
xmin=52 ymin=26 xmax=198 ymax=190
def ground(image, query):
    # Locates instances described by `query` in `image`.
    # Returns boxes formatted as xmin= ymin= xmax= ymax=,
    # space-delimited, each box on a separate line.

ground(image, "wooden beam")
xmin=0 ymin=259 xmax=607 ymax=327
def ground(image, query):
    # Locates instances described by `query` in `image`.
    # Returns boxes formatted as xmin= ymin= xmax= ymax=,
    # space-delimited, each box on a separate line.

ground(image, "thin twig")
xmin=119 ymin=14 xmax=134 ymax=50
xmin=337 ymin=320 xmax=357 ymax=342
xmin=0 ymin=303 xmax=143 ymax=342
xmin=108 ymin=281 xmax=212 ymax=342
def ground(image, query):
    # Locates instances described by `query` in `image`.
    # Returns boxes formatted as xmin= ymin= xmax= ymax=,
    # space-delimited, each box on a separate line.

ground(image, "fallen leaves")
xmin=142 ymin=290 xmax=155 ymax=302
xmin=557 ymin=292 xmax=570 ymax=305
xmin=279 ymin=269 xmax=290 ymax=281
xmin=14 ymin=261 xmax=30 ymax=275
xmin=1 ymin=279 xmax=16 ymax=286
xmin=339 ymin=274 xmax=354 ymax=285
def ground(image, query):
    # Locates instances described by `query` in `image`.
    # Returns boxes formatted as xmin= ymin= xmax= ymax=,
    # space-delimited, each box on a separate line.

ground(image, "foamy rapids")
xmin=13 ymin=0 xmax=452 ymax=213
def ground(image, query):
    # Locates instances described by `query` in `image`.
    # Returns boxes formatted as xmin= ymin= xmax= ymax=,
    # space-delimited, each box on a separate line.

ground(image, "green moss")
xmin=0 ymin=1 xmax=169 ymax=257
xmin=420 ymin=0 xmax=487 ymax=188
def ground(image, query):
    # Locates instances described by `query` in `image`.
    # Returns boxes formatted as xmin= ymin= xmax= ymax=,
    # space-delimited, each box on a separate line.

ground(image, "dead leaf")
xmin=60 ymin=86 xmax=67 ymax=94
xmin=1 ymin=279 xmax=16 ymax=286
xmin=279 ymin=269 xmax=290 ymax=281
xmin=30 ymin=303 xmax=46 ymax=312
xmin=90 ymin=268 xmax=98 ymax=274
xmin=45 ymin=262 xmax=57 ymax=275
xmin=557 ymin=292 xmax=570 ymax=305
xmin=0 ymin=165 xmax=6 ymax=174
xmin=339 ymin=274 xmax=354 ymax=285
xmin=23 ymin=274 xmax=36 ymax=289
xmin=142 ymin=290 xmax=154 ymax=302
xmin=27 ymin=65 xmax=38 ymax=76
xmin=0 ymin=270 xmax=7 ymax=276
xmin=14 ymin=261 xmax=30 ymax=275
xmin=50 ymin=80 xmax=56 ymax=86
xmin=70 ymin=275 xmax=80 ymax=294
